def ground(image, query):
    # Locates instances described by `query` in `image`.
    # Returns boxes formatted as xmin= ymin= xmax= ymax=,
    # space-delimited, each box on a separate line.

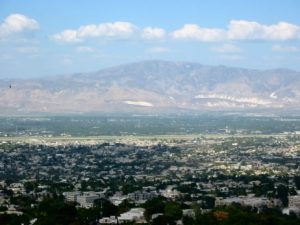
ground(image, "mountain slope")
xmin=1 ymin=60 xmax=300 ymax=113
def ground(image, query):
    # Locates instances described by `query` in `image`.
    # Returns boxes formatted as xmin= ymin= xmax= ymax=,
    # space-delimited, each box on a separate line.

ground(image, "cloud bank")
xmin=52 ymin=22 xmax=136 ymax=43
xmin=173 ymin=20 xmax=300 ymax=42
xmin=52 ymin=23 xmax=168 ymax=43
xmin=53 ymin=20 xmax=300 ymax=43
xmin=1 ymin=14 xmax=299 ymax=44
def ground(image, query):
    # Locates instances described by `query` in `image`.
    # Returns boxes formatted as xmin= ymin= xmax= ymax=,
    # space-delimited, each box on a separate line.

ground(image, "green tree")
xmin=202 ymin=196 xmax=215 ymax=209
xmin=35 ymin=197 xmax=78 ymax=225
xmin=152 ymin=215 xmax=175 ymax=225
xmin=94 ymin=198 xmax=118 ymax=217
xmin=182 ymin=216 xmax=195 ymax=225
xmin=164 ymin=202 xmax=182 ymax=221
xmin=276 ymin=185 xmax=288 ymax=207
xmin=143 ymin=197 xmax=166 ymax=221
xmin=118 ymin=199 xmax=134 ymax=214
xmin=294 ymin=176 xmax=300 ymax=190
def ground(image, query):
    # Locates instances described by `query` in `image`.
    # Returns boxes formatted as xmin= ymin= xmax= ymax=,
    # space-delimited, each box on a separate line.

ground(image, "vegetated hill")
xmin=1 ymin=60 xmax=300 ymax=113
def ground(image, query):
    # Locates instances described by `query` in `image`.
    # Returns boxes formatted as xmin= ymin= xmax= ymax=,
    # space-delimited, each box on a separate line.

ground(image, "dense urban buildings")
xmin=0 ymin=117 xmax=300 ymax=224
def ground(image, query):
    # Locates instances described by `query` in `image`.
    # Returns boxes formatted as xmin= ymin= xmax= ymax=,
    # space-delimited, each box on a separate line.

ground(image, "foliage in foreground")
xmin=0 ymin=197 xmax=299 ymax=225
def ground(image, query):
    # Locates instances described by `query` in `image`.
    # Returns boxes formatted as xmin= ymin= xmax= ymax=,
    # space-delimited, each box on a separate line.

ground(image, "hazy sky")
xmin=1 ymin=0 xmax=300 ymax=78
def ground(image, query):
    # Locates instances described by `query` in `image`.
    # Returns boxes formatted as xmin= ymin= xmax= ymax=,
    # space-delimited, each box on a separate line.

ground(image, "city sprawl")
xmin=0 ymin=115 xmax=300 ymax=225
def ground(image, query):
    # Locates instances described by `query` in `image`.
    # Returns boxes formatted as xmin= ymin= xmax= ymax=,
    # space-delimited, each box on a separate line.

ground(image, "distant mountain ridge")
xmin=1 ymin=60 xmax=300 ymax=113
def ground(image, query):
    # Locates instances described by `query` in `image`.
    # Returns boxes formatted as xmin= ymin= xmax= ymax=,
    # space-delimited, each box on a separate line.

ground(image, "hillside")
xmin=1 ymin=60 xmax=300 ymax=113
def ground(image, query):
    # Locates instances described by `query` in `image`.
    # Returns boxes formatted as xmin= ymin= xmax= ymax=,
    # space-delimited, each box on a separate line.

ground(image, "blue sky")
xmin=0 ymin=0 xmax=300 ymax=78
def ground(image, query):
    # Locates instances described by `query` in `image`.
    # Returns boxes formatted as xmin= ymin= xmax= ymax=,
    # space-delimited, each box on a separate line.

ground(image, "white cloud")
xmin=146 ymin=47 xmax=170 ymax=54
xmin=227 ymin=20 xmax=263 ymax=40
xmin=78 ymin=22 xmax=135 ymax=38
xmin=76 ymin=46 xmax=95 ymax=53
xmin=0 ymin=14 xmax=39 ymax=40
xmin=53 ymin=23 xmax=168 ymax=43
xmin=52 ymin=30 xmax=81 ymax=43
xmin=52 ymin=20 xmax=300 ymax=44
xmin=272 ymin=44 xmax=298 ymax=52
xmin=142 ymin=27 xmax=166 ymax=39
xmin=172 ymin=20 xmax=300 ymax=42
xmin=172 ymin=24 xmax=225 ymax=41
xmin=52 ymin=22 xmax=136 ymax=43
xmin=227 ymin=20 xmax=300 ymax=40
xmin=211 ymin=43 xmax=242 ymax=53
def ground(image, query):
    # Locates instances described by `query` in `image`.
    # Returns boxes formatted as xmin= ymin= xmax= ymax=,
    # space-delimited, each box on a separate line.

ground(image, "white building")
xmin=99 ymin=216 xmax=118 ymax=224
xmin=63 ymin=191 xmax=105 ymax=208
xmin=128 ymin=191 xmax=157 ymax=203
xmin=63 ymin=191 xmax=81 ymax=202
xmin=118 ymin=208 xmax=146 ymax=224
xmin=76 ymin=193 xmax=100 ymax=208
xmin=182 ymin=209 xmax=195 ymax=219
xmin=109 ymin=194 xmax=128 ymax=206
xmin=282 ymin=207 xmax=300 ymax=216
xmin=160 ymin=186 xmax=181 ymax=199
xmin=215 ymin=196 xmax=275 ymax=208
xmin=289 ymin=195 xmax=300 ymax=208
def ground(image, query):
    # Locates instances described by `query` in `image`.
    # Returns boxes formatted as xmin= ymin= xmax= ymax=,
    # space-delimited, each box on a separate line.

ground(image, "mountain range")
xmin=1 ymin=60 xmax=300 ymax=113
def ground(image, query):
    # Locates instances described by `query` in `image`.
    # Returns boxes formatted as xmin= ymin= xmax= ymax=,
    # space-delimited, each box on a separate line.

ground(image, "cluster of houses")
xmin=0 ymin=134 xmax=300 ymax=221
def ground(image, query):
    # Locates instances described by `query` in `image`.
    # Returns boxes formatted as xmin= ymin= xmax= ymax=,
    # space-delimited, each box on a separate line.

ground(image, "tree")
xmin=0 ymin=214 xmax=30 ymax=225
xmin=35 ymin=197 xmax=78 ymax=225
xmin=152 ymin=215 xmax=175 ymax=225
xmin=294 ymin=176 xmax=300 ymax=190
xmin=94 ymin=198 xmax=118 ymax=217
xmin=164 ymin=202 xmax=182 ymax=221
xmin=276 ymin=185 xmax=288 ymax=207
xmin=202 ymin=196 xmax=215 ymax=209
xmin=182 ymin=216 xmax=195 ymax=225
xmin=143 ymin=197 xmax=166 ymax=221
xmin=118 ymin=199 xmax=134 ymax=214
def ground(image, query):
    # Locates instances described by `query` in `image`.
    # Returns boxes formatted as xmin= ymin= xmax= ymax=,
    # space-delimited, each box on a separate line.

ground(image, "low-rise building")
xmin=128 ymin=191 xmax=157 ymax=203
xmin=289 ymin=195 xmax=300 ymax=209
xmin=118 ymin=208 xmax=146 ymax=224
xmin=99 ymin=216 xmax=118 ymax=224
xmin=215 ymin=196 xmax=273 ymax=208
xmin=63 ymin=191 xmax=105 ymax=208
